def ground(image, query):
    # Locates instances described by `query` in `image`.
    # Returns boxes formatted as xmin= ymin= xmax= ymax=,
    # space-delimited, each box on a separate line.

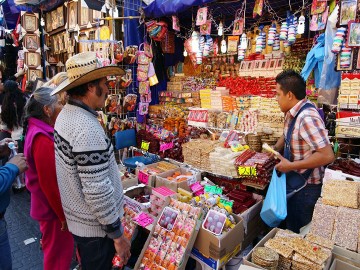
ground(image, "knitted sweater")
xmin=54 ymin=101 xmax=124 ymax=238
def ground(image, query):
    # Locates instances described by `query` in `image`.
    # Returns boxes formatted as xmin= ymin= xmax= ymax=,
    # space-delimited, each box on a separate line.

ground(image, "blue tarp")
xmin=143 ymin=0 xmax=215 ymax=18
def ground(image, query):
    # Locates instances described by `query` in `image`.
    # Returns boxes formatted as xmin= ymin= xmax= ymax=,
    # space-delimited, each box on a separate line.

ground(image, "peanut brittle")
xmin=286 ymin=238 xmax=329 ymax=265
xmin=322 ymin=180 xmax=359 ymax=209
xmin=264 ymin=238 xmax=294 ymax=258
xmin=305 ymin=233 xmax=334 ymax=250
xmin=333 ymin=207 xmax=360 ymax=251
xmin=310 ymin=201 xmax=337 ymax=240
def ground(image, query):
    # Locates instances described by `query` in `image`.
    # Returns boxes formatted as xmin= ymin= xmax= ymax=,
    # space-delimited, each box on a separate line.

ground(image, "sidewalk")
xmin=5 ymin=190 xmax=78 ymax=270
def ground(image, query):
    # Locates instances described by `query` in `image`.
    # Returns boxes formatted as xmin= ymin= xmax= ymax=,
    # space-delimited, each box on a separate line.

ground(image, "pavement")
xmin=5 ymin=190 xmax=78 ymax=270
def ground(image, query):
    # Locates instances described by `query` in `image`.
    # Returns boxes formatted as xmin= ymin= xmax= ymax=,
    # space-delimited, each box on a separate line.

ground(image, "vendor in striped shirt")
xmin=273 ymin=70 xmax=335 ymax=233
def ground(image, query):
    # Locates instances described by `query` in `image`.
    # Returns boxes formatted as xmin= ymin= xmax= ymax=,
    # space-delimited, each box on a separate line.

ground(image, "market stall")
xmin=6 ymin=0 xmax=360 ymax=269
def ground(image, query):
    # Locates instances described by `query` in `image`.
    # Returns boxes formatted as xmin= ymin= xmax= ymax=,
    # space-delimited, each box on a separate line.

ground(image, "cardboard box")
xmin=330 ymin=259 xmax=360 ymax=270
xmin=194 ymin=214 xmax=244 ymax=259
xmin=121 ymin=172 xmax=138 ymax=190
xmin=332 ymin=245 xmax=360 ymax=268
xmin=124 ymin=185 xmax=152 ymax=212
xmin=323 ymin=168 xmax=360 ymax=188
xmin=243 ymin=228 xmax=332 ymax=270
xmin=190 ymin=245 xmax=241 ymax=270
xmin=238 ymin=265 xmax=264 ymax=270
xmin=136 ymin=162 xmax=179 ymax=187
xmin=134 ymin=208 xmax=203 ymax=270
xmin=155 ymin=168 xmax=201 ymax=192
xmin=242 ymin=215 xmax=267 ymax=250
xmin=239 ymin=194 xmax=263 ymax=234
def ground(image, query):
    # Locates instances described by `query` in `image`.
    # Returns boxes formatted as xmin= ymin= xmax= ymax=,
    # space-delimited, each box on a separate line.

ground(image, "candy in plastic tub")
xmin=158 ymin=206 xmax=179 ymax=231
xmin=202 ymin=209 xmax=227 ymax=235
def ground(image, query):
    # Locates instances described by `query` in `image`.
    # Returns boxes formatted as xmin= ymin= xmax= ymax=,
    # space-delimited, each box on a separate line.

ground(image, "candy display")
xmin=138 ymin=199 xmax=202 ymax=270
xmin=158 ymin=207 xmax=180 ymax=231
xmin=203 ymin=209 xmax=226 ymax=235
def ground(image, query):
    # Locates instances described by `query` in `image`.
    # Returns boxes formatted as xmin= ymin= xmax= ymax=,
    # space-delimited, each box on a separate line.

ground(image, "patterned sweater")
xmin=54 ymin=101 xmax=124 ymax=238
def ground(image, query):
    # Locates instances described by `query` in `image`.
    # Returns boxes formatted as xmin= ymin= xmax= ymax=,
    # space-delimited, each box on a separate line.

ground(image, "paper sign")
xmin=204 ymin=185 xmax=223 ymax=195
xmin=160 ymin=141 xmax=173 ymax=152
xmin=138 ymin=170 xmax=149 ymax=185
xmin=238 ymin=166 xmax=257 ymax=176
xmin=220 ymin=199 xmax=234 ymax=208
xmin=141 ymin=141 xmax=150 ymax=151
xmin=134 ymin=212 xmax=154 ymax=228
xmin=187 ymin=176 xmax=197 ymax=186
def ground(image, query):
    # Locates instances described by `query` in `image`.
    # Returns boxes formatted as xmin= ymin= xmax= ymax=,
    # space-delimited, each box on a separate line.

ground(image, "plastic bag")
xmin=260 ymin=169 xmax=287 ymax=227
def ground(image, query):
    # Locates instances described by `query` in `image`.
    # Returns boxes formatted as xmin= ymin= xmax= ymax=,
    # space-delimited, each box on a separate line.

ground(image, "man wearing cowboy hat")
xmin=51 ymin=52 xmax=130 ymax=270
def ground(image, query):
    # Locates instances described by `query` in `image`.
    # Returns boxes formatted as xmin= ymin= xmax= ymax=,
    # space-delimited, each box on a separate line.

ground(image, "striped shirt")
xmin=283 ymin=99 xmax=330 ymax=184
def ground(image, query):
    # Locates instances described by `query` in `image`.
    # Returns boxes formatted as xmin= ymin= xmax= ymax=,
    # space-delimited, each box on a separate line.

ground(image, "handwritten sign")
xmin=160 ymin=141 xmax=174 ymax=152
xmin=138 ymin=170 xmax=149 ymax=185
xmin=204 ymin=185 xmax=223 ymax=195
xmin=141 ymin=141 xmax=150 ymax=151
xmin=238 ymin=166 xmax=257 ymax=177
xmin=220 ymin=199 xmax=234 ymax=208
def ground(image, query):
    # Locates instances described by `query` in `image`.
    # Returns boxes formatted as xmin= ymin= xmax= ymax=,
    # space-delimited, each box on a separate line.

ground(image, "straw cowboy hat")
xmin=51 ymin=52 xmax=125 ymax=96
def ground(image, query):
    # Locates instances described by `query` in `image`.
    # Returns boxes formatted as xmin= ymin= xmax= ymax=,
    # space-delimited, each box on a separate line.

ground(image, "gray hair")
xmin=24 ymin=87 xmax=59 ymax=121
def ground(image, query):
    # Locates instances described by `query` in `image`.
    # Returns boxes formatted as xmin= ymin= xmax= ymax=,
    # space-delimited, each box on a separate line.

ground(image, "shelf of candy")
xmin=199 ymin=89 xmax=211 ymax=109
xmin=122 ymin=205 xmax=138 ymax=240
xmin=159 ymin=91 xmax=201 ymax=107
xmin=251 ymin=229 xmax=333 ymax=270
xmin=310 ymin=197 xmax=360 ymax=253
xmin=150 ymin=187 xmax=177 ymax=217
xmin=137 ymin=200 xmax=202 ymax=270
xmin=338 ymin=73 xmax=360 ymax=110
xmin=236 ymin=110 xmax=259 ymax=134
xmin=209 ymin=147 xmax=243 ymax=177
xmin=218 ymin=76 xmax=276 ymax=97
xmin=322 ymin=179 xmax=360 ymax=209
xmin=226 ymin=189 xmax=257 ymax=215
xmin=234 ymin=150 xmax=277 ymax=189
xmin=182 ymin=139 xmax=222 ymax=171
xmin=327 ymin=158 xmax=360 ymax=178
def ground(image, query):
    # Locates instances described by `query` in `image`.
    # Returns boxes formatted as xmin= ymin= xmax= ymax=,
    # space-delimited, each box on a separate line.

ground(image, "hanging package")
xmin=260 ymin=168 xmax=287 ymax=227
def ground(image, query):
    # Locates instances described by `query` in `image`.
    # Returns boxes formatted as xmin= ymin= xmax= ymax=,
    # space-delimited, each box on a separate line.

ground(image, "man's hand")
xmin=113 ymin=235 xmax=131 ymax=266
xmin=7 ymin=154 xmax=28 ymax=174
xmin=274 ymin=154 xmax=294 ymax=173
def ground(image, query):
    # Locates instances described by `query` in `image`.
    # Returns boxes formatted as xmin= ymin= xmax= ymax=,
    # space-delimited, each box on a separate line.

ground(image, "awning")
xmin=143 ymin=0 xmax=215 ymax=18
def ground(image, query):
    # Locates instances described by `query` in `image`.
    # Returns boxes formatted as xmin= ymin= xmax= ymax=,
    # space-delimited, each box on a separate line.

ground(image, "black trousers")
xmin=73 ymin=234 xmax=115 ymax=270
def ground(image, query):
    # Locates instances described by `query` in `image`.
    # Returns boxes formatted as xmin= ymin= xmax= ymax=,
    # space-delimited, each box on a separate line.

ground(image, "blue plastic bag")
xmin=260 ymin=169 xmax=287 ymax=227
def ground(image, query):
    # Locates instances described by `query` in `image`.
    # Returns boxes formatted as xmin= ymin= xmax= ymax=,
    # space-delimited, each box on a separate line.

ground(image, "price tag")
xmin=138 ymin=170 xmax=149 ymax=185
xmin=204 ymin=185 xmax=223 ymax=195
xmin=187 ymin=176 xmax=197 ymax=186
xmin=141 ymin=141 xmax=150 ymax=151
xmin=220 ymin=199 xmax=233 ymax=208
xmin=160 ymin=141 xmax=174 ymax=152
xmin=238 ymin=166 xmax=257 ymax=177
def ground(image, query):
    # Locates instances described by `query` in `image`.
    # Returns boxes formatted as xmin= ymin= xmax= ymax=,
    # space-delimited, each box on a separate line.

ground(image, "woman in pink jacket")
xmin=24 ymin=87 xmax=73 ymax=270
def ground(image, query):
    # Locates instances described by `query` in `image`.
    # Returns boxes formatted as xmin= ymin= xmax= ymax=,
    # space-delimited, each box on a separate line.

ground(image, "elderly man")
xmin=51 ymin=52 xmax=130 ymax=270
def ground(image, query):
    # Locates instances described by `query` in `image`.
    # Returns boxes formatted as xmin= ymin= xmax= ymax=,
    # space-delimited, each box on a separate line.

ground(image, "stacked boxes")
xmin=200 ymin=89 xmax=212 ymax=109
xmin=339 ymin=77 xmax=360 ymax=110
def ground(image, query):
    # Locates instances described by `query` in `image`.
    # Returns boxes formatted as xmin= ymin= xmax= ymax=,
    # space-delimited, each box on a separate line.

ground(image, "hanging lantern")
xmin=191 ymin=31 xmax=200 ymax=52
xmin=221 ymin=38 xmax=227 ymax=54
xmin=297 ymin=14 xmax=305 ymax=34
xmin=218 ymin=21 xmax=223 ymax=36
xmin=240 ymin=33 xmax=248 ymax=49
